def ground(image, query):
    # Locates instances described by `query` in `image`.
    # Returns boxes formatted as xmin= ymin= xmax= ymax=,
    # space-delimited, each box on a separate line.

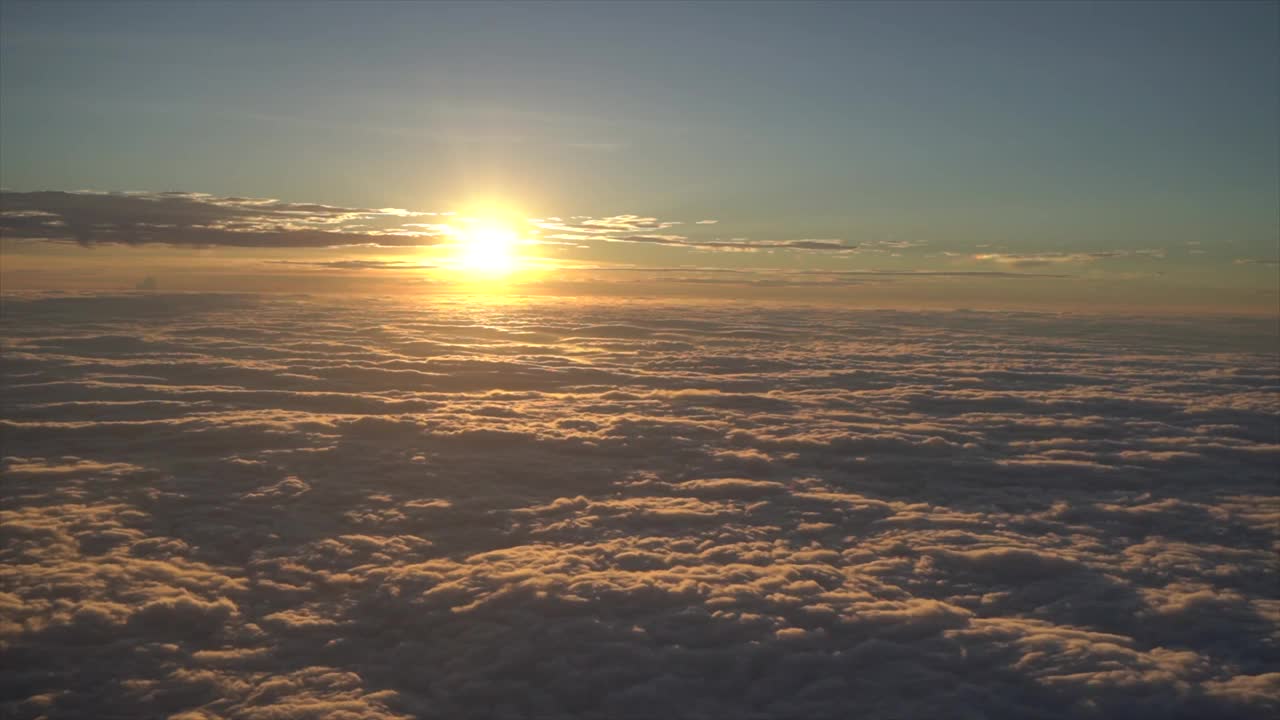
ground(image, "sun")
xmin=449 ymin=215 xmax=524 ymax=277
xmin=459 ymin=221 xmax=518 ymax=275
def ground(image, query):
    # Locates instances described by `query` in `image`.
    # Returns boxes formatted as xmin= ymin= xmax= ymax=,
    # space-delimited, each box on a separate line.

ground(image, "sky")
xmin=1 ymin=0 xmax=1277 ymax=310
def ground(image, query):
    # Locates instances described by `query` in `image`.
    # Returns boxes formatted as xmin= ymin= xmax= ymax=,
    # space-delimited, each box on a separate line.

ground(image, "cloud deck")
xmin=1 ymin=293 xmax=1277 ymax=718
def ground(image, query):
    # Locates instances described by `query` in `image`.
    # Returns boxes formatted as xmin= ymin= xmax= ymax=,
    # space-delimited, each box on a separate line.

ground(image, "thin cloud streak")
xmin=974 ymin=250 xmax=1167 ymax=268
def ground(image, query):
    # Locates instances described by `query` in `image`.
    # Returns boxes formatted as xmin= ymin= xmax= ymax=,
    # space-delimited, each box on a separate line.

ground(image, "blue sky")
xmin=0 ymin=0 xmax=1276 ymax=307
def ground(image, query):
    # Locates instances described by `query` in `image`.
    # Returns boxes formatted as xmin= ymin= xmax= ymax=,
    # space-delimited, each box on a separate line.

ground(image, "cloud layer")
xmin=0 ymin=192 xmax=853 ymax=254
xmin=1 ymin=293 xmax=1277 ymax=718
xmin=0 ymin=191 xmax=451 ymax=248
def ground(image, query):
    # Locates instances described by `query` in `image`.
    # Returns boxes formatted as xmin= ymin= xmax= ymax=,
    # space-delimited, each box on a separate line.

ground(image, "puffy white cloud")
xmin=0 ymin=293 xmax=1276 ymax=718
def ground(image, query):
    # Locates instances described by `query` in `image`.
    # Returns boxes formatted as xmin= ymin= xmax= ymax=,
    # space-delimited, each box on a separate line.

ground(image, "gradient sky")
xmin=1 ymin=0 xmax=1277 ymax=310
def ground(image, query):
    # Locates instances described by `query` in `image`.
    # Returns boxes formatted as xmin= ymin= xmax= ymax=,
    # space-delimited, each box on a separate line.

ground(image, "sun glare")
xmin=460 ymin=222 xmax=517 ymax=274
xmin=449 ymin=213 xmax=526 ymax=278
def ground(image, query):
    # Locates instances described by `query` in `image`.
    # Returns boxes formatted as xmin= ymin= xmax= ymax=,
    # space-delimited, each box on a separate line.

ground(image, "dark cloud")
xmin=265 ymin=260 xmax=435 ymax=270
xmin=1 ymin=292 xmax=1277 ymax=718
xmin=0 ymin=191 xmax=444 ymax=248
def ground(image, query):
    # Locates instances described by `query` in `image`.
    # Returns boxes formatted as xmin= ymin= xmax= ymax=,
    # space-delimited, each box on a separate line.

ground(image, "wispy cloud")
xmin=974 ymin=250 xmax=1166 ymax=268
xmin=534 ymin=215 xmax=855 ymax=253
xmin=1 ymin=193 xmax=855 ymax=256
